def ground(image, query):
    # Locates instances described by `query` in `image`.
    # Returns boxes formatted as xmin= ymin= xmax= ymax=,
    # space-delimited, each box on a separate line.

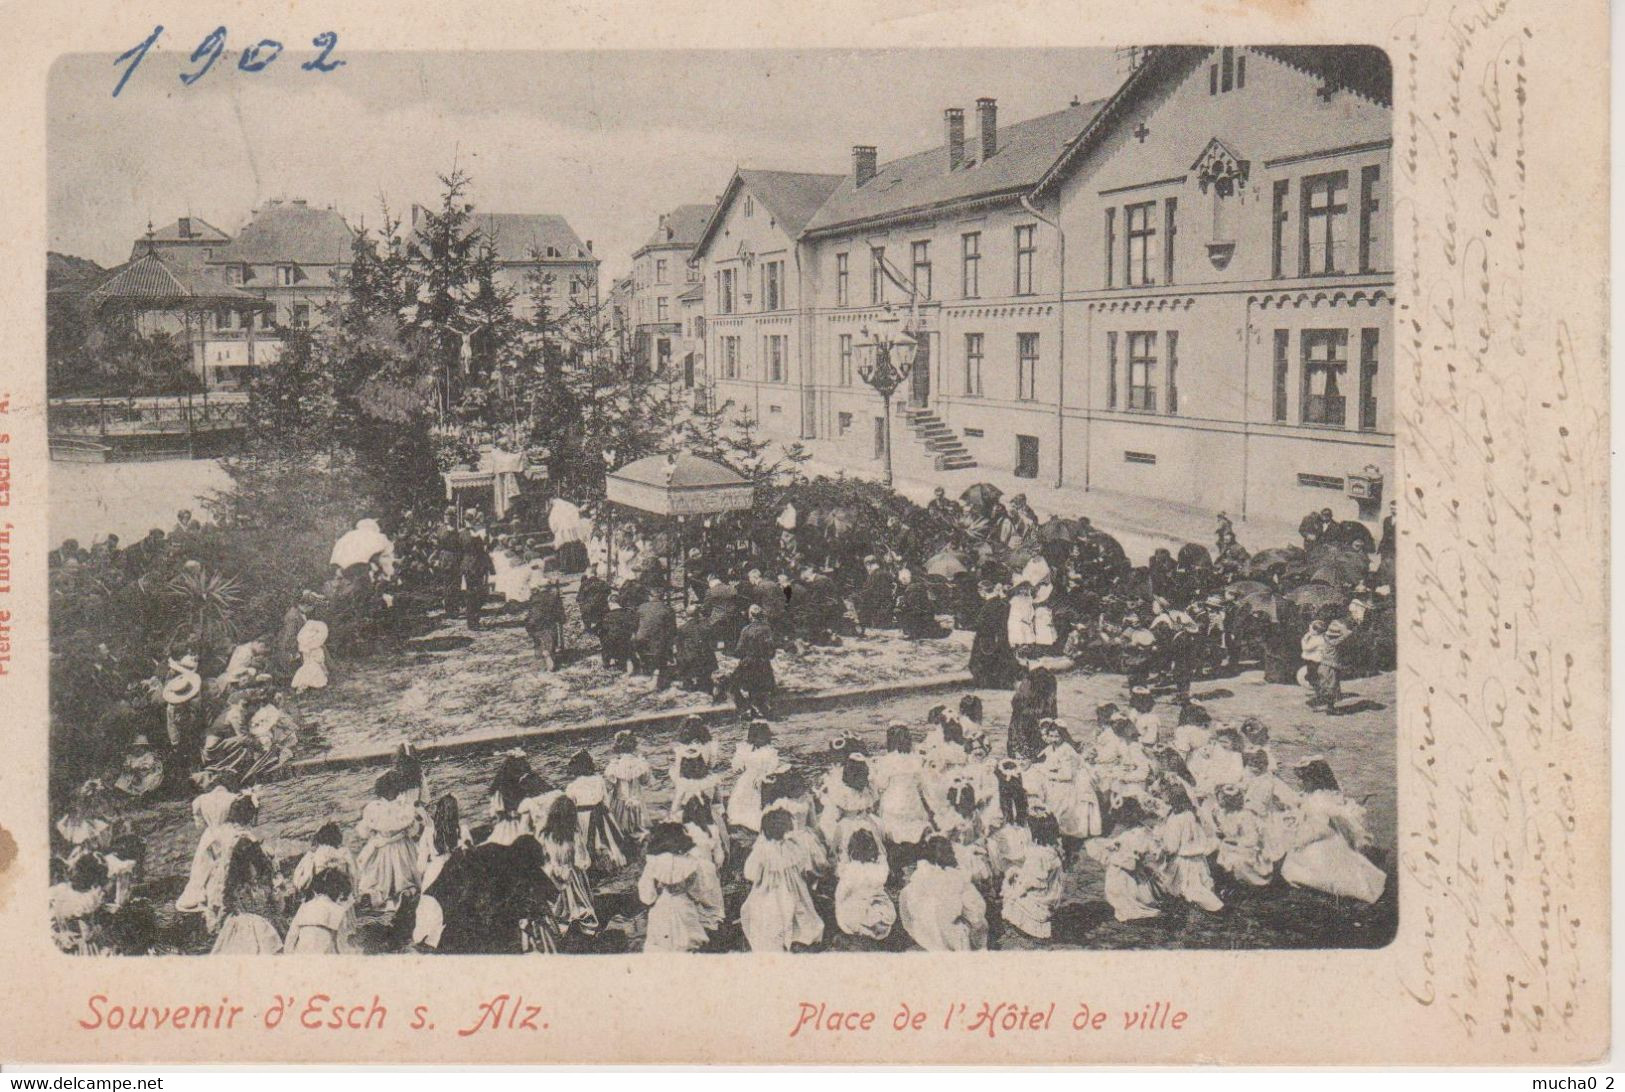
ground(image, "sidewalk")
xmin=799 ymin=455 xmax=1301 ymax=561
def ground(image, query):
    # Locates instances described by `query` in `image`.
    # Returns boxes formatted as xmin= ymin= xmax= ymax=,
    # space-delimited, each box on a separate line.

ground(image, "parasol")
xmin=1177 ymin=543 xmax=1212 ymax=569
xmin=1033 ymin=516 xmax=1082 ymax=545
xmin=1285 ymin=583 xmax=1349 ymax=613
xmin=925 ymin=549 xmax=969 ymax=580
xmin=959 ymin=482 xmax=1004 ymax=513
xmin=1225 ymin=579 xmax=1272 ymax=599
xmin=1245 ymin=546 xmax=1306 ymax=576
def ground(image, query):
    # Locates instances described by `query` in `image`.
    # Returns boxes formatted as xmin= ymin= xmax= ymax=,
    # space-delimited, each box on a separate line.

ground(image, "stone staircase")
xmin=901 ymin=406 xmax=977 ymax=471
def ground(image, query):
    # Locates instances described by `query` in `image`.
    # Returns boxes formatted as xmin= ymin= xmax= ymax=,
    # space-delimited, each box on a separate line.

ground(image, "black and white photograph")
xmin=46 ymin=43 xmax=1402 ymax=958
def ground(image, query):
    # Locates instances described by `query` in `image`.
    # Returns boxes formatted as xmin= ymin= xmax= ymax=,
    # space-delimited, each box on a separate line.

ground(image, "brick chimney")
xmin=945 ymin=108 xmax=966 ymax=171
xmin=178 ymin=216 xmax=192 ymax=238
xmin=853 ymin=145 xmax=878 ymax=187
xmin=976 ymin=97 xmax=998 ymax=160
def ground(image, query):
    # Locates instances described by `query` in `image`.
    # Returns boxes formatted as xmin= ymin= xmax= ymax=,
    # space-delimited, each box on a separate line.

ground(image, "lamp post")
xmin=856 ymin=306 xmax=919 ymax=488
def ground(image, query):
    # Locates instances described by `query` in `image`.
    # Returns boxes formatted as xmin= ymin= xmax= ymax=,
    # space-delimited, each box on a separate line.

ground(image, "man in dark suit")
xmin=672 ymin=604 xmax=719 ymax=696
xmin=854 ymin=555 xmax=895 ymax=631
xmin=634 ymin=591 xmax=677 ymax=688
xmin=729 ymin=604 xmax=779 ymax=719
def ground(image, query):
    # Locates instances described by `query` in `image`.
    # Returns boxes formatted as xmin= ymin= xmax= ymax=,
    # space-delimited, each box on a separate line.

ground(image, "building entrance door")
xmin=909 ymin=331 xmax=931 ymax=407
xmin=1015 ymin=434 xmax=1040 ymax=479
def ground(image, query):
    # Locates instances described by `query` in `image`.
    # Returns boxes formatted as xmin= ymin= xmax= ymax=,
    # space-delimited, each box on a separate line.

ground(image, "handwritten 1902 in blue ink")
xmin=112 ymin=25 xmax=344 ymax=97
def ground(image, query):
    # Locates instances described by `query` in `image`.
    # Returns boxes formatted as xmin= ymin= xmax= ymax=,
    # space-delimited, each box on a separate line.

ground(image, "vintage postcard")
xmin=0 ymin=0 xmax=1608 ymax=1067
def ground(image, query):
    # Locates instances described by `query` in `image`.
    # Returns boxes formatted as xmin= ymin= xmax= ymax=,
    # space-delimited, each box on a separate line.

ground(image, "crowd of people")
xmin=51 ymin=681 xmax=1387 ymax=955
xmin=49 ymin=478 xmax=1398 ymax=955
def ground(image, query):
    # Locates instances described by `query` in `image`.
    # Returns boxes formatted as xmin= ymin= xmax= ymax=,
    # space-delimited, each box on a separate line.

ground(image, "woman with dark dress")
xmin=968 ymin=581 xmax=1023 ymax=689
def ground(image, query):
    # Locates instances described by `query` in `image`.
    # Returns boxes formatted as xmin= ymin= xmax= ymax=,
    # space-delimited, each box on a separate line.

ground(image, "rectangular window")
xmin=1125 ymin=450 xmax=1158 ymax=465
xmin=1017 ymin=333 xmax=1039 ymax=400
xmin=763 ymin=261 xmax=782 ymax=311
xmin=1221 ymin=46 xmax=1235 ymax=92
xmin=838 ymin=411 xmax=853 ymax=436
xmin=655 ymin=258 xmax=668 ymax=284
xmin=870 ymin=247 xmax=886 ymax=305
xmin=291 ymin=303 xmax=311 ymax=328
xmin=277 ymin=265 xmax=296 ymax=286
xmin=961 ymin=232 xmax=981 ymax=298
xmin=911 ymin=240 xmax=932 ymax=299
xmin=656 ymin=297 xmax=669 ymax=322
xmin=1300 ymin=171 xmax=1350 ymax=275
xmin=1301 ymin=328 xmax=1349 ymax=425
xmin=1163 ymin=197 xmax=1178 ymax=285
xmin=722 ymin=335 xmax=740 ymax=379
xmin=1104 ymin=209 xmax=1116 ymax=288
xmin=1015 ymin=435 xmax=1040 ymax=479
xmin=765 ymin=335 xmax=786 ymax=383
xmin=1273 ymin=329 xmax=1290 ymax=422
xmin=1359 ymin=164 xmax=1384 ymax=273
xmin=836 ymin=253 xmax=849 ymax=306
xmin=1014 ymin=225 xmax=1037 ymax=294
xmin=718 ymin=269 xmax=736 ymax=314
xmin=1126 ymin=201 xmax=1156 ymax=286
xmin=1272 ymin=180 xmax=1290 ymax=278
xmin=1107 ymin=331 xmax=1118 ymax=409
xmin=1127 ymin=331 xmax=1158 ymax=412
xmin=964 ymin=332 xmax=984 ymax=396
xmin=1359 ymin=327 xmax=1380 ymax=430
xmin=1166 ymin=330 xmax=1179 ymax=415
xmin=839 ymin=334 xmax=853 ymax=386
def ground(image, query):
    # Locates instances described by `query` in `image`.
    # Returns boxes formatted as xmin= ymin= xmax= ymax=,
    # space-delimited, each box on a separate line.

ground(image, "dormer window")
xmin=1209 ymin=47 xmax=1245 ymax=94
xmin=744 ymin=195 xmax=755 ymax=218
xmin=276 ymin=264 xmax=298 ymax=286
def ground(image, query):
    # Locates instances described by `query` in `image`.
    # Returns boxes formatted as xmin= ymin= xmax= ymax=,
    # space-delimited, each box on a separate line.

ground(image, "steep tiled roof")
xmin=88 ymin=249 xmax=271 ymax=309
xmin=640 ymin=203 xmax=715 ymax=252
xmin=692 ymin=169 xmax=843 ymax=259
xmin=472 ymin=213 xmax=594 ymax=263
xmin=802 ymin=99 xmax=1106 ymax=235
xmin=143 ymin=217 xmax=231 ymax=245
xmin=211 ymin=200 xmax=356 ymax=266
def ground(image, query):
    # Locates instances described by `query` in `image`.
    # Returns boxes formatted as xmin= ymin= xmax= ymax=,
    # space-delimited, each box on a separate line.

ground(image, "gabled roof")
xmin=211 ymin=200 xmax=356 ymax=267
xmin=638 ymin=203 xmax=715 ymax=254
xmin=472 ymin=213 xmax=594 ymax=263
xmin=144 ymin=217 xmax=231 ymax=245
xmin=88 ymin=248 xmax=271 ymax=311
xmin=802 ymin=98 xmax=1107 ymax=236
xmin=692 ymin=169 xmax=844 ymax=260
xmin=1033 ymin=46 xmax=1391 ymax=198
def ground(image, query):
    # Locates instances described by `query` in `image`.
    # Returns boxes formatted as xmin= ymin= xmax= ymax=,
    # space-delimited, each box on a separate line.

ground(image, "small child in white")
xmin=834 ymin=829 xmax=895 ymax=942
xmin=1085 ymin=797 xmax=1164 ymax=923
xmin=898 ymin=835 xmax=988 ymax=951
xmin=638 ymin=822 xmax=710 ymax=953
xmin=603 ymin=730 xmax=655 ymax=839
xmin=741 ymin=807 xmax=824 ymax=952
xmin=355 ymin=769 xmax=422 ymax=910
xmin=999 ymin=806 xmax=1065 ymax=941
xmin=727 ymin=719 xmax=779 ymax=833
xmin=285 ymin=867 xmax=357 ymax=954
xmin=211 ymin=839 xmax=283 ymax=955
xmin=564 ymin=749 xmax=630 ymax=873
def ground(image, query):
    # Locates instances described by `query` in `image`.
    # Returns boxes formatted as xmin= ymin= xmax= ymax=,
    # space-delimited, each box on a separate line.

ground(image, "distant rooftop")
xmin=211 ymin=200 xmax=356 ymax=267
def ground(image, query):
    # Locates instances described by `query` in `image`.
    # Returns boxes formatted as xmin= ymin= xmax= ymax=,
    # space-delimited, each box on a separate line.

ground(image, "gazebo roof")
xmin=611 ymin=453 xmax=748 ymax=490
xmin=87 ymin=247 xmax=272 ymax=312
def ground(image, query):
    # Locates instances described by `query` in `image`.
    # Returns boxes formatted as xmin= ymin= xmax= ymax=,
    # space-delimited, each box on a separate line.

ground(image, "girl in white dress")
xmin=1084 ymin=797 xmax=1164 ymax=922
xmin=290 ymin=822 xmax=356 ymax=904
xmin=938 ymin=778 xmax=991 ymax=887
xmin=872 ymin=723 xmax=933 ymax=869
xmin=670 ymin=747 xmax=729 ymax=864
xmin=1280 ymin=760 xmax=1387 ymax=903
xmin=355 ymin=770 xmax=422 ymax=910
xmin=1241 ymin=748 xmax=1301 ymax=865
xmin=603 ymin=730 xmax=655 ymax=839
xmin=741 ymin=808 xmax=824 ymax=952
xmin=727 ymin=720 xmax=779 ymax=832
xmin=899 ymin=835 xmax=988 ymax=951
xmin=177 ymin=793 xmax=260 ymax=931
xmin=539 ymin=794 xmax=601 ymax=941
xmin=50 ymin=854 xmax=109 ymax=955
xmin=676 ymin=716 xmax=724 ymax=770
xmin=1035 ymin=719 xmax=1103 ymax=852
xmin=818 ymin=754 xmax=885 ymax=866
xmin=834 ymin=829 xmax=895 ymax=941
xmin=211 ymin=839 xmax=283 ymax=954
xmin=564 ymin=750 xmax=630 ymax=873
xmin=1212 ymin=784 xmax=1274 ymax=887
xmin=286 ymin=867 xmax=358 ymax=954
xmin=1186 ymin=727 xmax=1247 ymax=797
xmin=638 ymin=822 xmax=711 ymax=953
xmin=761 ymin=768 xmax=829 ymax=880
xmin=677 ymin=797 xmax=726 ymax=933
xmin=1000 ymin=806 xmax=1065 ymax=940
xmin=485 ymin=755 xmax=535 ymax=846
xmin=1154 ymin=783 xmax=1224 ymax=913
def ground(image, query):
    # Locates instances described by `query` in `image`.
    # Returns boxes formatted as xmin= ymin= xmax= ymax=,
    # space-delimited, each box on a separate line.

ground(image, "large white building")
xmin=689 ymin=46 xmax=1393 ymax=526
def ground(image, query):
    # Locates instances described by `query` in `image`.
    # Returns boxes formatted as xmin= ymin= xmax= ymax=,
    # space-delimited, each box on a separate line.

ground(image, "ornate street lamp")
xmin=855 ymin=306 xmax=919 ymax=488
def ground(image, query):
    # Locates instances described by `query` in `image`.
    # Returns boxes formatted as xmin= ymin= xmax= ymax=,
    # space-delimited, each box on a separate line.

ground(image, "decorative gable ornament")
xmin=1192 ymin=138 xmax=1250 ymax=197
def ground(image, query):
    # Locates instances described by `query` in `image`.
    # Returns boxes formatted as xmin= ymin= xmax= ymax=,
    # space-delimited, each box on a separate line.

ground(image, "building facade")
xmin=1039 ymin=45 xmax=1393 ymax=524
xmin=691 ymin=169 xmax=842 ymax=442
xmin=693 ymin=46 xmax=1393 ymax=527
xmin=459 ymin=210 xmax=600 ymax=320
xmin=629 ymin=203 xmax=711 ymax=374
